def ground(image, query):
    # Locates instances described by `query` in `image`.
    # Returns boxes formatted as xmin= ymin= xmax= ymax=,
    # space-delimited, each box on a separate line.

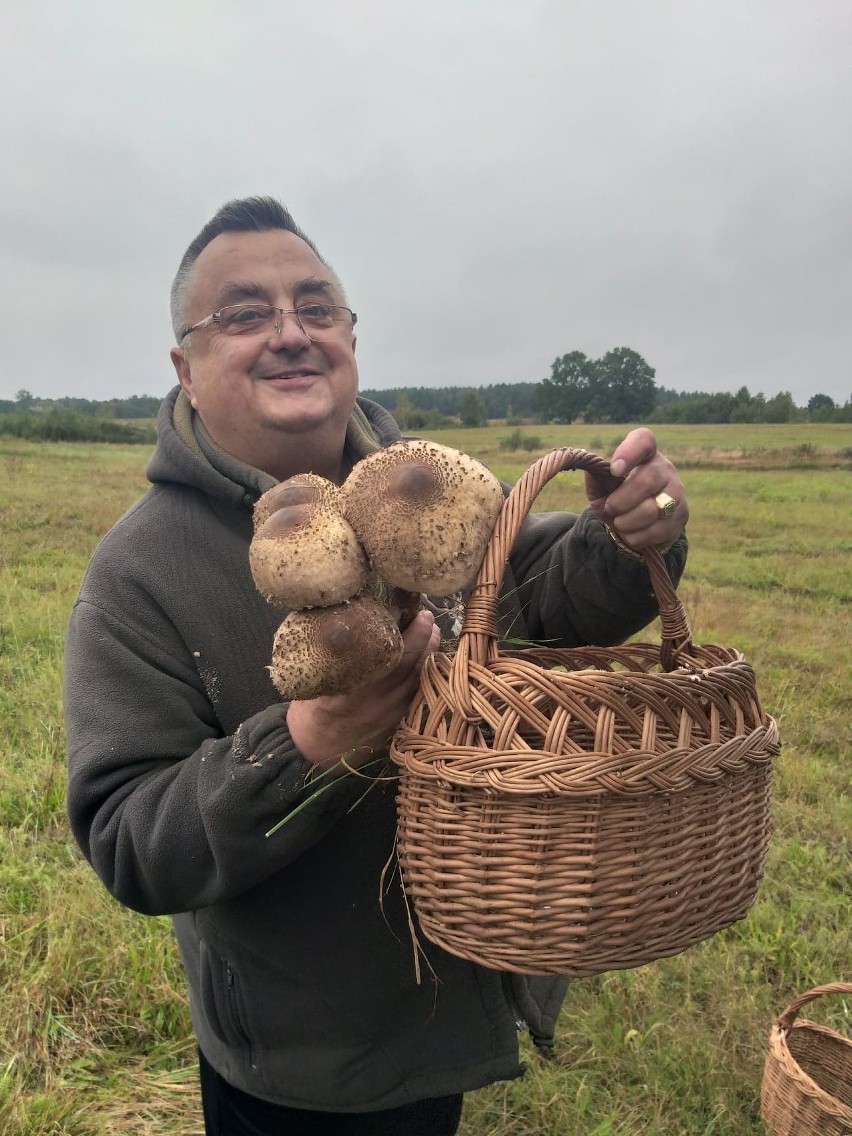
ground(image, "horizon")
xmin=4 ymin=377 xmax=847 ymax=410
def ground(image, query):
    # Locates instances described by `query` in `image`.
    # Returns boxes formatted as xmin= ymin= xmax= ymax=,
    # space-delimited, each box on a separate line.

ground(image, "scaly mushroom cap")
xmin=269 ymin=595 xmax=404 ymax=700
xmin=253 ymin=473 xmax=339 ymax=531
xmin=250 ymin=474 xmax=370 ymax=609
xmin=340 ymin=440 xmax=504 ymax=595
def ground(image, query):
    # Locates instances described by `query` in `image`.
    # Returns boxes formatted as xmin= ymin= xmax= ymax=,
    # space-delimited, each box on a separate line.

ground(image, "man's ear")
xmin=170 ymin=347 xmax=197 ymax=407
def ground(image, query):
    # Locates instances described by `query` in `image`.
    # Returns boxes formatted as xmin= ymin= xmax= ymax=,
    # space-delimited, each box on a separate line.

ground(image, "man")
xmin=64 ymin=196 xmax=688 ymax=1135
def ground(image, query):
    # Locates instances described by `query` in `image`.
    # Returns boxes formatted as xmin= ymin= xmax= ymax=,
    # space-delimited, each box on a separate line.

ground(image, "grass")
xmin=433 ymin=420 xmax=852 ymax=473
xmin=1 ymin=424 xmax=850 ymax=1134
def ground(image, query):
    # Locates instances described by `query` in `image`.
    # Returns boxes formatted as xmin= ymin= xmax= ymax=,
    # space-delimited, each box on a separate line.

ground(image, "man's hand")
xmin=585 ymin=427 xmax=688 ymax=551
xmin=286 ymin=609 xmax=440 ymax=772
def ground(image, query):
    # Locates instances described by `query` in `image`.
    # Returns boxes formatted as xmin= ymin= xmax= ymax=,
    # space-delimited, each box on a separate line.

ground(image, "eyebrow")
xmin=213 ymin=279 xmax=267 ymax=308
xmin=293 ymin=276 xmax=339 ymax=302
xmin=213 ymin=276 xmax=339 ymax=310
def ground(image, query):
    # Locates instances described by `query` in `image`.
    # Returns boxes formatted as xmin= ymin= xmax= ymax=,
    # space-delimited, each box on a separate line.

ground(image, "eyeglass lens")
xmin=219 ymin=304 xmax=349 ymax=336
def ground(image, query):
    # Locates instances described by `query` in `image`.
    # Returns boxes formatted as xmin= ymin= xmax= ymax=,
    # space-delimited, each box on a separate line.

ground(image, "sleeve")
xmin=64 ymin=598 xmax=366 ymax=917
xmin=503 ymin=507 xmax=688 ymax=647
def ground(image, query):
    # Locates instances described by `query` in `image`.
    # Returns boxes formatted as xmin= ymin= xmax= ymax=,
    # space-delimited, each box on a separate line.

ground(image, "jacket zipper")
xmin=225 ymin=962 xmax=257 ymax=1070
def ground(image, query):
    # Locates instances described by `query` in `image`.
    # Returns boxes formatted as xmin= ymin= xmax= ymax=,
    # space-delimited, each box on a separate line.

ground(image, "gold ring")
xmin=655 ymin=491 xmax=677 ymax=518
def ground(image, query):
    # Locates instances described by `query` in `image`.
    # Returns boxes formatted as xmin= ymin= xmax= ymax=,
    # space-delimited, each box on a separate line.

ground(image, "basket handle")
xmin=449 ymin=447 xmax=692 ymax=714
xmin=775 ymin=983 xmax=852 ymax=1033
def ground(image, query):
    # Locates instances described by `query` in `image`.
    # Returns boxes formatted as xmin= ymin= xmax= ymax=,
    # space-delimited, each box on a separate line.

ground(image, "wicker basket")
xmin=761 ymin=983 xmax=852 ymax=1135
xmin=391 ymin=448 xmax=779 ymax=976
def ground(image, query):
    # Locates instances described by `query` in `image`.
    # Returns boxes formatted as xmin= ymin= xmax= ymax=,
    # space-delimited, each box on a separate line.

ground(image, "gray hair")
xmin=170 ymin=196 xmax=340 ymax=342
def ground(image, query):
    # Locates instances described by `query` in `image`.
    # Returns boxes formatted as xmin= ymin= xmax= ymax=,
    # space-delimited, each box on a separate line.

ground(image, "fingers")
xmin=609 ymin=427 xmax=657 ymax=479
xmin=420 ymin=614 xmax=443 ymax=667
xmin=399 ymin=609 xmax=437 ymax=659
xmin=607 ymin=469 xmax=688 ymax=549
xmin=591 ymin=429 xmax=689 ymax=550
xmin=584 ymin=427 xmax=658 ymax=508
xmin=608 ymin=491 xmax=689 ymax=549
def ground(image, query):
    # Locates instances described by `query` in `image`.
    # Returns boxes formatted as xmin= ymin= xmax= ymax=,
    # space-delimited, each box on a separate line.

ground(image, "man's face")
xmin=170 ymin=229 xmax=358 ymax=466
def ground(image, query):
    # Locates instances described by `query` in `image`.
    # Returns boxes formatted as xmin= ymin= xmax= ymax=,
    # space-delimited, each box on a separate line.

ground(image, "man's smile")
xmin=257 ymin=367 xmax=322 ymax=383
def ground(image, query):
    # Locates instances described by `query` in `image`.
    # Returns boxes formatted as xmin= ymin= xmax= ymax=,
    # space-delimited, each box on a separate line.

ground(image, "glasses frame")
xmin=179 ymin=302 xmax=358 ymax=344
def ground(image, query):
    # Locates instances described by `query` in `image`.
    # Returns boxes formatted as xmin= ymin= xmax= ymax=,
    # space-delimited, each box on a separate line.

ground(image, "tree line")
xmin=0 ymin=391 xmax=161 ymax=418
xmin=2 ymin=355 xmax=850 ymax=444
xmin=0 ymin=391 xmax=159 ymax=443
xmin=361 ymin=383 xmax=542 ymax=428
xmin=364 ymin=350 xmax=850 ymax=426
xmin=0 ymin=409 xmax=156 ymax=443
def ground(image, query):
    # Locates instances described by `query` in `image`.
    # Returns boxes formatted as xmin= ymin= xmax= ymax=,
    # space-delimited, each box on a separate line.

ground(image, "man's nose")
xmin=268 ymin=310 xmax=311 ymax=349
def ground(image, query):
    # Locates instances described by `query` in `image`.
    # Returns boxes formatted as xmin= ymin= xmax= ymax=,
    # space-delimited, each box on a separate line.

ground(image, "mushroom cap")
xmin=250 ymin=512 xmax=370 ymax=609
xmin=340 ymin=440 xmax=504 ymax=595
xmin=253 ymin=473 xmax=339 ymax=531
xmin=269 ymin=594 xmax=404 ymax=700
xmin=249 ymin=473 xmax=370 ymax=609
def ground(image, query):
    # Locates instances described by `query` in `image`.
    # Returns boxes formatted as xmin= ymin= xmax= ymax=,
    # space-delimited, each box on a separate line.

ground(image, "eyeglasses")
xmin=179 ymin=302 xmax=357 ymax=343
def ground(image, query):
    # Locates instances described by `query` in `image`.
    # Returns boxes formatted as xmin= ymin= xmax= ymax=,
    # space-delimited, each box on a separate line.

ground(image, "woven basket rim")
xmin=392 ymin=632 xmax=779 ymax=795
xmin=768 ymin=1020 xmax=852 ymax=1121
xmin=430 ymin=641 xmax=753 ymax=683
xmin=764 ymin=984 xmax=852 ymax=1124
xmin=393 ymin=722 xmax=778 ymax=795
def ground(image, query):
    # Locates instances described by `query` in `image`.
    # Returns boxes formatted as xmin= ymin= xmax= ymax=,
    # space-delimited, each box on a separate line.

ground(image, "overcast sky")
xmin=2 ymin=1 xmax=850 ymax=406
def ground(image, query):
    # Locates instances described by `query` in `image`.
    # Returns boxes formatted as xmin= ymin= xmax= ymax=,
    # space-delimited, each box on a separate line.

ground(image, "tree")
xmin=807 ymin=393 xmax=835 ymax=415
xmin=763 ymin=391 xmax=797 ymax=423
xmin=460 ymin=390 xmax=488 ymax=428
xmin=585 ymin=348 xmax=657 ymax=422
xmin=394 ymin=393 xmax=414 ymax=430
xmin=537 ymin=351 xmax=592 ymax=423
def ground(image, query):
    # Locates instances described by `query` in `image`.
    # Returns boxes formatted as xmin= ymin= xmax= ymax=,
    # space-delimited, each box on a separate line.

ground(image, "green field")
xmin=1 ymin=424 xmax=850 ymax=1134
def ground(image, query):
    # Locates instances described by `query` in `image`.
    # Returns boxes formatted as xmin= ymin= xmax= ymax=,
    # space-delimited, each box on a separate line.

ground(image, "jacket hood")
xmin=145 ymin=385 xmax=402 ymax=510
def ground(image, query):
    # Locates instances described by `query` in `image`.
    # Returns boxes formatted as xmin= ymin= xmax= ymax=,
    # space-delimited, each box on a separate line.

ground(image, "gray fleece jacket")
xmin=64 ymin=387 xmax=686 ymax=1112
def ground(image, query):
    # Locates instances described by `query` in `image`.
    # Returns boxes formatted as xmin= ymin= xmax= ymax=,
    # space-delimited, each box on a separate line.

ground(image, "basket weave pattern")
xmin=391 ymin=448 xmax=779 ymax=976
xmin=761 ymin=983 xmax=852 ymax=1135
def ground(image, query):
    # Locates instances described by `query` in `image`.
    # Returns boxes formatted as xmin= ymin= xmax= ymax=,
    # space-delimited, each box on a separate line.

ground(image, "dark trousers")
xmin=199 ymin=1049 xmax=464 ymax=1135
